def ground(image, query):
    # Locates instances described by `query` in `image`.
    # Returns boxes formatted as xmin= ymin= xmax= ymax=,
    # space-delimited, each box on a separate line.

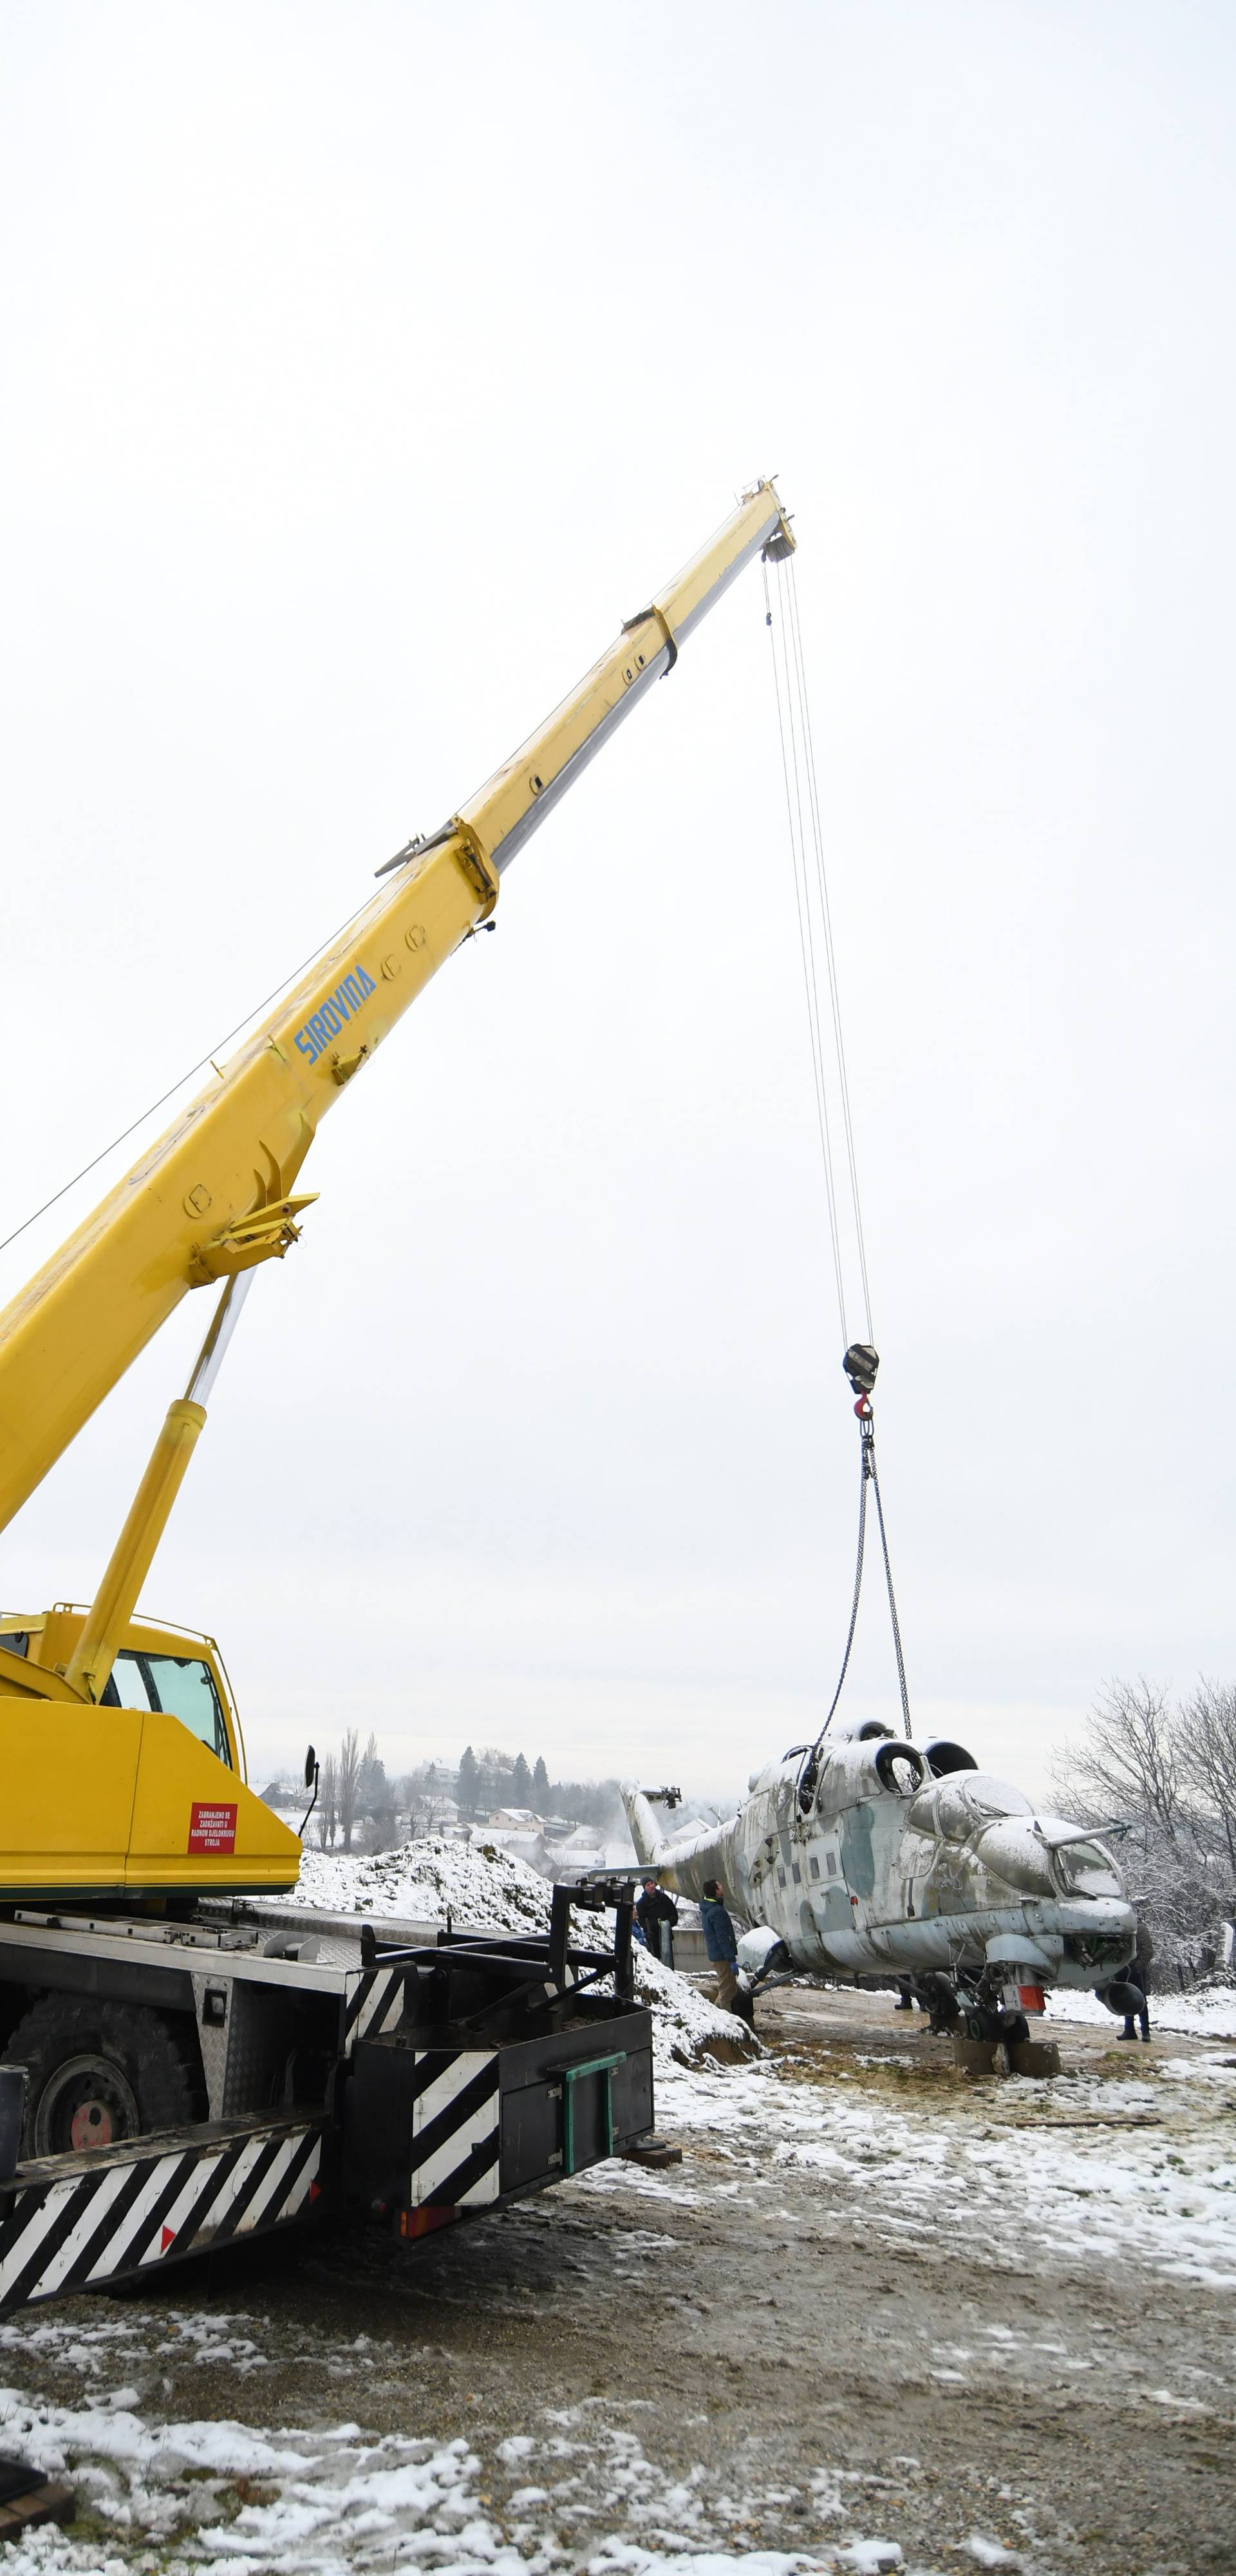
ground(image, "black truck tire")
xmin=3 ymin=1998 xmax=194 ymax=2157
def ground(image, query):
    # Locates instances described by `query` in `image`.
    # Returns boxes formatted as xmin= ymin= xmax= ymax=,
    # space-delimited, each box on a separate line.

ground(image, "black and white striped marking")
xmin=408 ymin=2052 xmax=500 ymax=2208
xmin=342 ymin=1967 xmax=410 ymax=2050
xmin=0 ymin=2120 xmax=323 ymax=2313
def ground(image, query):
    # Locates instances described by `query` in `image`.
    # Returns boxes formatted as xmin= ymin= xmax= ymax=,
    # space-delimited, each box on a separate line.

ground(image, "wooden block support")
xmin=0 ymin=2481 xmax=75 ymax=2535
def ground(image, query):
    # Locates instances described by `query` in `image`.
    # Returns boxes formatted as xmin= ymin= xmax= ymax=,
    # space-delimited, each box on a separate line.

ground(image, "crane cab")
xmin=0 ymin=1607 xmax=301 ymax=1904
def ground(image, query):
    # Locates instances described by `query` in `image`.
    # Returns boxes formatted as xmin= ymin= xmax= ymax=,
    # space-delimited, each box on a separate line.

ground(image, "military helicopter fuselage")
xmin=624 ymin=1717 xmax=1137 ymax=2032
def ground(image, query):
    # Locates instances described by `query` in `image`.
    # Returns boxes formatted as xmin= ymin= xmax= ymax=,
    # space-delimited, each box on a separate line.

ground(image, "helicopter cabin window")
xmin=825 ymin=1851 xmax=838 ymax=1876
xmin=931 ymin=1776 xmax=1035 ymax=1840
xmin=809 ymin=1855 xmax=820 ymax=1879
xmin=1053 ymin=1839 xmax=1122 ymax=1899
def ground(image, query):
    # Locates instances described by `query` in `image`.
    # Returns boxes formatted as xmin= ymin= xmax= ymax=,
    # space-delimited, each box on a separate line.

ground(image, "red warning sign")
xmin=188 ymin=1801 xmax=238 ymax=1855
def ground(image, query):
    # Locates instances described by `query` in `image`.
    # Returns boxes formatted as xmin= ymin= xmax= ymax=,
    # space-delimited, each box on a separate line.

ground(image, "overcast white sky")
xmin=2 ymin=2 xmax=1233 ymax=1809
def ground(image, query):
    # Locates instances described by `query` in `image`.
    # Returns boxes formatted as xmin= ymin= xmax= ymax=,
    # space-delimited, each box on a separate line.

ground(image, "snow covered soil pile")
xmin=627 ymin=1943 xmax=762 ymax=2074
xmin=274 ymin=1840 xmax=751 ymax=2070
xmin=285 ymin=1835 xmax=554 ymax=1931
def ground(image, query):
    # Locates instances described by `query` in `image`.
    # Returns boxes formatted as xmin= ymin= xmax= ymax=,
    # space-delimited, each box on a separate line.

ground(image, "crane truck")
xmin=0 ymin=480 xmax=795 ymax=2311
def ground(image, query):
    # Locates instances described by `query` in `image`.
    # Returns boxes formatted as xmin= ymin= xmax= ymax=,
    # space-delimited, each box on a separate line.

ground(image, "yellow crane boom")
xmin=0 ymin=478 xmax=792 ymax=1899
xmin=0 ymin=482 xmax=792 ymax=1542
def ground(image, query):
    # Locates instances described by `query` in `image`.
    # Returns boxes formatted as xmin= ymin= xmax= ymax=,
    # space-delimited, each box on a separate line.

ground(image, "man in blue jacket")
xmin=700 ymin=1877 xmax=740 ymax=2012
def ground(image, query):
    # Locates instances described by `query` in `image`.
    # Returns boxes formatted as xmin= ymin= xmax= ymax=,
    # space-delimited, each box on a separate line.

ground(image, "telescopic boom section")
xmin=0 ymin=482 xmax=793 ymax=1535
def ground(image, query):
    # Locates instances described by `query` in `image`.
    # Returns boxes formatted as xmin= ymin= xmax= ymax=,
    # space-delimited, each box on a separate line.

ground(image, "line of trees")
xmin=1052 ymin=1678 xmax=1236 ymax=1987
xmin=310 ymin=1732 xmax=626 ymax=1852
xmin=453 ymin=1745 xmax=623 ymax=1828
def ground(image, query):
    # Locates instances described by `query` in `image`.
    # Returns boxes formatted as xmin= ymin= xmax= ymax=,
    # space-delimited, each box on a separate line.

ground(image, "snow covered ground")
xmin=1046 ymin=1980 xmax=1236 ymax=2040
xmin=1 ymin=1843 xmax=1230 ymax=2573
xmin=627 ymin=2040 xmax=1236 ymax=2296
xmin=0 ymin=2000 xmax=1230 ymax=2572
xmin=0 ymin=2309 xmax=913 ymax=2576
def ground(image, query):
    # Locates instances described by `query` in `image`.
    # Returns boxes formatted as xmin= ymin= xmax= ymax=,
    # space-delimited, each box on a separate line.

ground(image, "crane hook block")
xmin=843 ymin=1343 xmax=879 ymax=1398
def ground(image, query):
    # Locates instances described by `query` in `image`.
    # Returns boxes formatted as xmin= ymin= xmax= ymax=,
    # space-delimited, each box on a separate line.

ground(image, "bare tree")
xmin=1177 ymin=1680 xmax=1236 ymax=1877
xmin=337 ymin=1727 xmax=362 ymax=1852
xmin=315 ymin=1754 xmax=339 ymax=1850
xmin=1054 ymin=1676 xmax=1236 ymax=1990
xmin=1051 ymin=1677 xmax=1181 ymax=1836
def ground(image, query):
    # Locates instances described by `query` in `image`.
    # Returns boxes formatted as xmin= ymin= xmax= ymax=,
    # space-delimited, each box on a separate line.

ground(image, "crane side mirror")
xmin=304 ymin=1743 xmax=317 ymax=1790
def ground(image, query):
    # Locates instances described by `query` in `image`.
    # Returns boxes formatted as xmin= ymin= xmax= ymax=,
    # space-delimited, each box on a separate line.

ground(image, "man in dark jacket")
xmin=1120 ymin=1921 xmax=1154 ymax=2043
xmin=700 ymin=1877 xmax=740 ymax=2011
xmin=635 ymin=1876 xmax=678 ymax=1965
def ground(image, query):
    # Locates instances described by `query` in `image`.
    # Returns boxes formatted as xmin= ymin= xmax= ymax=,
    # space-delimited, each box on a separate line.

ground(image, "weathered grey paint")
xmin=622 ymin=1730 xmax=1136 ymax=1998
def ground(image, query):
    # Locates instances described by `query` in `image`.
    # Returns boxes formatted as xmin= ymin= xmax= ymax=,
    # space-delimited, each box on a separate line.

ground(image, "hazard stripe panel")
xmin=0 ymin=2120 xmax=324 ymax=2313
xmin=409 ymin=2052 xmax=499 ymax=2209
xmin=342 ymin=1967 xmax=409 ymax=2049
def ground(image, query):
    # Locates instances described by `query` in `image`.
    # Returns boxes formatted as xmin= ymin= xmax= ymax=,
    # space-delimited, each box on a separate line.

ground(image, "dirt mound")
xmin=272 ymin=1839 xmax=757 ymax=2072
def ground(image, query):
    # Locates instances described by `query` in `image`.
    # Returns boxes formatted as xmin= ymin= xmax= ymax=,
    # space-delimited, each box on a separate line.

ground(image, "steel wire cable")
xmin=796 ymin=1430 xmax=869 ymax=1805
xmin=762 ymin=556 xmax=848 ymax=1338
xmin=870 ymin=1448 xmax=913 ymax=1739
xmin=763 ymin=547 xmax=912 ymax=1768
xmin=783 ymin=554 xmax=874 ymax=1341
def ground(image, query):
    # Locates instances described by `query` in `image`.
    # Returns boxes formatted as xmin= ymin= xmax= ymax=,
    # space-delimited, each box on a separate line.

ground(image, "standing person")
xmin=635 ymin=1875 xmax=678 ymax=1965
xmin=700 ymin=1877 xmax=741 ymax=2012
xmin=1121 ymin=1920 xmax=1154 ymax=2043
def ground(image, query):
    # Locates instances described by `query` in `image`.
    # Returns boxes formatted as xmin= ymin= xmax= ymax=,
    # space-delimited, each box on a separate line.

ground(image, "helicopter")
xmin=623 ymin=1716 xmax=1139 ymax=2041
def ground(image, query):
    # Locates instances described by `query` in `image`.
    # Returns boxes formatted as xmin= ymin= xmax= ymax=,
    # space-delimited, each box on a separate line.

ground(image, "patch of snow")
xmin=281 ymin=1835 xmax=555 ymax=1931
xmin=1047 ymin=1984 xmax=1236 ymax=2040
xmin=585 ymin=2044 xmax=1236 ymax=2293
xmin=626 ymin=1945 xmax=763 ymax=2075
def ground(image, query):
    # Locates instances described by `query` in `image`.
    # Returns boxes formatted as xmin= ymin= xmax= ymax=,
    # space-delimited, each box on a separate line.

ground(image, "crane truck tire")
xmin=3 ymin=1998 xmax=195 ymax=2157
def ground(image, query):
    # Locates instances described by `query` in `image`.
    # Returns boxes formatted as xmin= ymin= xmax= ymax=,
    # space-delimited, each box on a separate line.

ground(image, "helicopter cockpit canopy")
xmin=908 ymin=1772 xmax=1035 ymax=1842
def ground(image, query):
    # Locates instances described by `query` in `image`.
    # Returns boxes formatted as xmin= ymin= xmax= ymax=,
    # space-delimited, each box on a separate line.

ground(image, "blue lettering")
xmin=293 ymin=964 xmax=376 ymax=1070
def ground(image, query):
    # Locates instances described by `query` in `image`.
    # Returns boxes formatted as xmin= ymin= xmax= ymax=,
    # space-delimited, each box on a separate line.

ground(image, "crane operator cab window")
xmin=100 ymin=1651 xmax=232 ymax=1768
